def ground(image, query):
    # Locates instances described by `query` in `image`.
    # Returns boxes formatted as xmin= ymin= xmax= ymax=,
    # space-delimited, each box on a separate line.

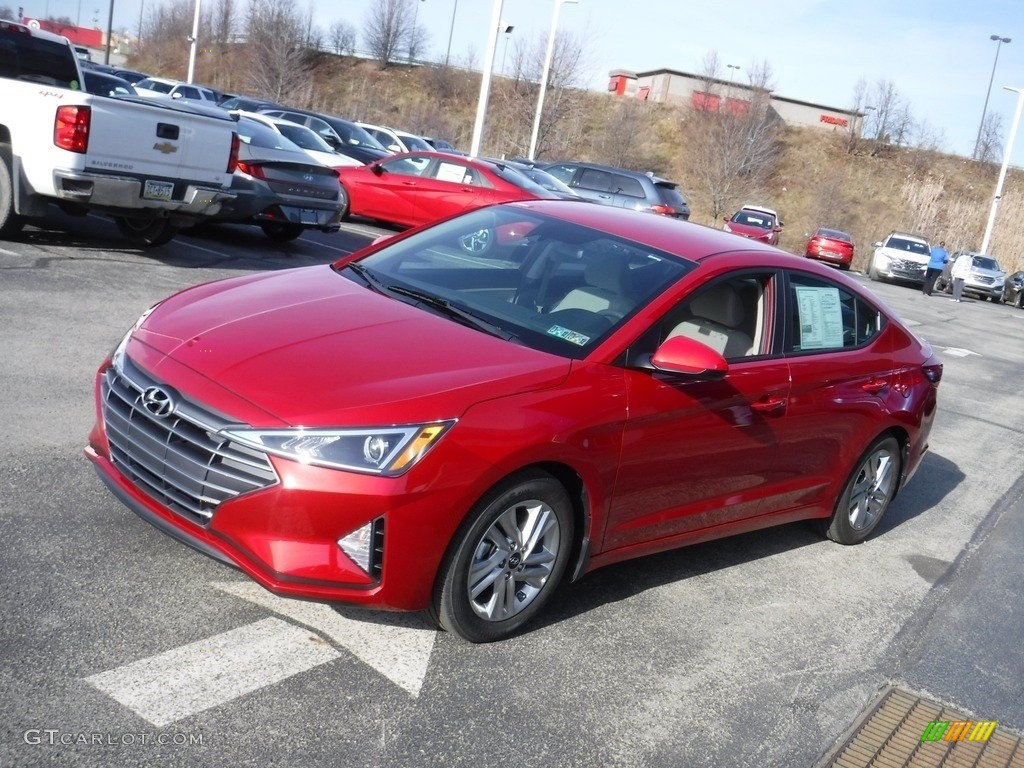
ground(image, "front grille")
xmin=101 ymin=358 xmax=278 ymax=525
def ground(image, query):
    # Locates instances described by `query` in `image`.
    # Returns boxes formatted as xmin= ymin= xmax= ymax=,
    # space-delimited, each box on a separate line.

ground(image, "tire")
xmin=822 ymin=435 xmax=901 ymax=545
xmin=0 ymin=145 xmax=26 ymax=239
xmin=1016 ymin=292 xmax=1024 ymax=309
xmin=338 ymin=183 xmax=351 ymax=221
xmin=430 ymin=469 xmax=574 ymax=643
xmin=114 ymin=216 xmax=179 ymax=247
xmin=458 ymin=227 xmax=493 ymax=256
xmin=259 ymin=222 xmax=305 ymax=241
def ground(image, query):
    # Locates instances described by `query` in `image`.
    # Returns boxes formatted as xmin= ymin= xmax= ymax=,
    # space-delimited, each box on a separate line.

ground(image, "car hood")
xmin=130 ymin=266 xmax=572 ymax=427
xmin=876 ymin=245 xmax=928 ymax=263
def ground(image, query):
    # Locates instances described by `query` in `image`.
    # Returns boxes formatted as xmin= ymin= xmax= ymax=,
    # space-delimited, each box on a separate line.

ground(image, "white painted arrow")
xmin=212 ymin=582 xmax=437 ymax=698
xmin=934 ymin=346 xmax=981 ymax=358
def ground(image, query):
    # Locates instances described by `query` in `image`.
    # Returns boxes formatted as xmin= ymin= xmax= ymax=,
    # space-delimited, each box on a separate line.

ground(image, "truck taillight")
xmin=227 ymin=131 xmax=240 ymax=174
xmin=54 ymin=105 xmax=91 ymax=153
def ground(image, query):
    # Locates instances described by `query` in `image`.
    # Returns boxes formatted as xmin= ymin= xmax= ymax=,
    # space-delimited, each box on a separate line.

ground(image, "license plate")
xmin=143 ymin=180 xmax=174 ymax=201
xmin=299 ymin=208 xmax=319 ymax=225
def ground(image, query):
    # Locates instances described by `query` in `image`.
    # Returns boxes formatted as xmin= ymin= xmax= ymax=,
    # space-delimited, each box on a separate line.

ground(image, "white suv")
xmin=868 ymin=232 xmax=931 ymax=285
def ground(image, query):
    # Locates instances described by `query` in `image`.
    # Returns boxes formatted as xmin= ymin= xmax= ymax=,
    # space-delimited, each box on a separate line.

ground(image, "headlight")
xmin=874 ymin=252 xmax=890 ymax=267
xmin=221 ymin=422 xmax=455 ymax=476
xmin=723 ymin=224 xmax=733 ymax=233
xmin=111 ymin=303 xmax=161 ymax=372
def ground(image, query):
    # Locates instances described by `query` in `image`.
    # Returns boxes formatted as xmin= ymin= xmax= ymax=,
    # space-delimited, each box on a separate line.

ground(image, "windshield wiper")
xmin=344 ymin=262 xmax=389 ymax=295
xmin=386 ymin=285 xmax=516 ymax=341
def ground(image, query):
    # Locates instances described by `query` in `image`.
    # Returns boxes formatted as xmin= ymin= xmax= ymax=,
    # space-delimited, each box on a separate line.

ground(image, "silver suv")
xmin=936 ymin=253 xmax=1006 ymax=302
xmin=868 ymin=232 xmax=931 ymax=284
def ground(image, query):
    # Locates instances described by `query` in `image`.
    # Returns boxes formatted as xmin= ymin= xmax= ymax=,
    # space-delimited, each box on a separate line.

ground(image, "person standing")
xmin=950 ymin=251 xmax=972 ymax=302
xmin=923 ymin=240 xmax=948 ymax=295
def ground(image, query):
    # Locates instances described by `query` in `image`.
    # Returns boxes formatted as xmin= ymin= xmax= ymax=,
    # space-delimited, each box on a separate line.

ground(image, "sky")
xmin=30 ymin=0 xmax=1024 ymax=168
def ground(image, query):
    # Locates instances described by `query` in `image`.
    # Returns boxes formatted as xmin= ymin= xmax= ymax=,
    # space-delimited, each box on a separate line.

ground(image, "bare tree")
xmin=863 ymin=79 xmax=914 ymax=154
xmin=975 ymin=112 xmax=1003 ymax=165
xmin=329 ymin=20 xmax=357 ymax=56
xmin=697 ymin=49 xmax=721 ymax=101
xmin=688 ymin=59 xmax=784 ymax=222
xmin=845 ymin=78 xmax=870 ymax=154
xmin=209 ymin=0 xmax=235 ymax=46
xmin=244 ymin=0 xmax=315 ymax=103
xmin=362 ymin=0 xmax=415 ymax=69
xmin=0 ymin=6 xmax=16 ymax=20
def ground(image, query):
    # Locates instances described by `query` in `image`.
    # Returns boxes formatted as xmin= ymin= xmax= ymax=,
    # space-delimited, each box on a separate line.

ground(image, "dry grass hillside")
xmin=141 ymin=50 xmax=1024 ymax=274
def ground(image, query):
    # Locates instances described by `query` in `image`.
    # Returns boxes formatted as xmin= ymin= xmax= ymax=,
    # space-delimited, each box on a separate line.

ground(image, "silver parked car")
xmin=936 ymin=253 xmax=1005 ymax=302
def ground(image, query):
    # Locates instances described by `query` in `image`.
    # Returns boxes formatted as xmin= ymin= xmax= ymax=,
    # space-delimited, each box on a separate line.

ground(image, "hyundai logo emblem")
xmin=141 ymin=386 xmax=175 ymax=418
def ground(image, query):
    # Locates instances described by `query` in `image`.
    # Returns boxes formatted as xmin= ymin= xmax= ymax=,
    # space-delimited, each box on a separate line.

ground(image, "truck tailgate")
xmin=83 ymin=96 xmax=234 ymax=189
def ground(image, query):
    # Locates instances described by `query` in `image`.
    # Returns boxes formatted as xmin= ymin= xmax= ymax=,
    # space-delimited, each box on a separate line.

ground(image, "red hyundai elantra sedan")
xmin=336 ymin=150 xmax=561 ymax=230
xmin=805 ymin=227 xmax=855 ymax=270
xmin=86 ymin=200 xmax=942 ymax=642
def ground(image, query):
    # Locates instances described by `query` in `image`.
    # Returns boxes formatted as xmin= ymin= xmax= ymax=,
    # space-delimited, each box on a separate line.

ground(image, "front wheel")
xmin=430 ymin=470 xmax=574 ymax=643
xmin=868 ymin=262 xmax=880 ymax=281
xmin=822 ymin=436 xmax=901 ymax=545
xmin=1016 ymin=292 xmax=1024 ymax=309
xmin=259 ymin=222 xmax=304 ymax=241
xmin=114 ymin=216 xmax=179 ymax=247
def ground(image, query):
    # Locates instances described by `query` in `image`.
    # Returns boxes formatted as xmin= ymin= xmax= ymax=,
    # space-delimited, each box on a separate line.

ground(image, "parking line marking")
xmin=212 ymin=581 xmax=437 ymax=698
xmin=85 ymin=617 xmax=340 ymax=727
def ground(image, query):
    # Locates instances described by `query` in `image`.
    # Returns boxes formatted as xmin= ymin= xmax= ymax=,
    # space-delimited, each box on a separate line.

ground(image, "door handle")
xmin=750 ymin=397 xmax=785 ymax=413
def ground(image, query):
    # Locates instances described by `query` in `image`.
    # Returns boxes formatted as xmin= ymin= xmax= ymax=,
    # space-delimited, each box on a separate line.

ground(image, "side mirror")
xmin=873 ymin=241 xmax=883 ymax=248
xmin=773 ymin=226 xmax=782 ymax=232
xmin=650 ymin=335 xmax=728 ymax=379
xmin=371 ymin=163 xmax=385 ymax=176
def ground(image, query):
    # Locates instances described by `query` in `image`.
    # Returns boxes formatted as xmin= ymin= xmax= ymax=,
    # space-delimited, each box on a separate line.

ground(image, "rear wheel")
xmin=114 ymin=216 xmax=179 ymax=247
xmin=822 ymin=436 xmax=901 ymax=545
xmin=259 ymin=222 xmax=305 ymax=241
xmin=430 ymin=470 xmax=574 ymax=643
xmin=0 ymin=145 xmax=26 ymax=239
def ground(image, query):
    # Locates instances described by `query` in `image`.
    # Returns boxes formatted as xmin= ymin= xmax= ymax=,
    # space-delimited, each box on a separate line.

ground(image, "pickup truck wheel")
xmin=114 ymin=216 xmax=179 ymax=247
xmin=0 ymin=146 xmax=26 ymax=239
xmin=259 ymin=222 xmax=305 ymax=242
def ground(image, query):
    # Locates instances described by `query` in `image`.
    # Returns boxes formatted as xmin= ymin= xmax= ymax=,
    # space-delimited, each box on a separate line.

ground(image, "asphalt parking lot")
xmin=1 ymin=210 xmax=1022 ymax=767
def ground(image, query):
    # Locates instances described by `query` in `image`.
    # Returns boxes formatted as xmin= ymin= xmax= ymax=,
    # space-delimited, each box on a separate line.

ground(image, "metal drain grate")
xmin=819 ymin=686 xmax=1024 ymax=767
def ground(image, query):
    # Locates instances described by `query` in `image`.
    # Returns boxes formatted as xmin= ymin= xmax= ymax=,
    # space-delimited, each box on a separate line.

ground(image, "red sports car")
xmin=805 ymin=227 xmax=855 ymax=270
xmin=723 ymin=205 xmax=783 ymax=246
xmin=337 ymin=151 xmax=561 ymax=229
xmin=86 ymin=200 xmax=942 ymax=643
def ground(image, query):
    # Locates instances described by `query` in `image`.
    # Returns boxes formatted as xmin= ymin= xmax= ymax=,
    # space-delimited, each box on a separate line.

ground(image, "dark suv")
xmin=537 ymin=161 xmax=690 ymax=219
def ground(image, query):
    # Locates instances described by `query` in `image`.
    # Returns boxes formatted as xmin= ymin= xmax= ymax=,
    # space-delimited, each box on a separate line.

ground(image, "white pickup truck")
xmin=0 ymin=19 xmax=238 ymax=246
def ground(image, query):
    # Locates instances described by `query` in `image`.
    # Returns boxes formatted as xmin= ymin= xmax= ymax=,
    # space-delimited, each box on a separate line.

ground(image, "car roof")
xmin=541 ymin=160 xmax=674 ymax=183
xmin=740 ymin=205 xmax=779 ymax=217
xmin=886 ymin=232 xmax=929 ymax=242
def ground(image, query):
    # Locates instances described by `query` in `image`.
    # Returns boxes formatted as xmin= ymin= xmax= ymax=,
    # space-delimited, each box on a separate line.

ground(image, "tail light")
xmin=54 ymin=105 xmax=91 ymax=153
xmin=921 ymin=356 xmax=943 ymax=384
xmin=650 ymin=204 xmax=676 ymax=216
xmin=226 ymin=132 xmax=240 ymax=174
xmin=235 ymin=160 xmax=265 ymax=179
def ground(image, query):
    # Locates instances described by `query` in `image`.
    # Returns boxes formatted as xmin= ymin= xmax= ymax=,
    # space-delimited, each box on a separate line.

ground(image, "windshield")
xmin=333 ymin=120 xmax=388 ymax=150
xmin=886 ymin=237 xmax=930 ymax=255
xmin=731 ymin=211 xmax=773 ymax=229
xmin=972 ymin=256 xmax=1000 ymax=271
xmin=136 ymin=78 xmax=174 ymax=94
xmin=492 ymin=165 xmax=559 ymax=198
xmin=334 ymin=207 xmax=693 ymax=359
xmin=276 ymin=123 xmax=334 ymax=153
xmin=521 ymin=167 xmax=578 ymax=196
xmin=236 ymin=117 xmax=304 ymax=152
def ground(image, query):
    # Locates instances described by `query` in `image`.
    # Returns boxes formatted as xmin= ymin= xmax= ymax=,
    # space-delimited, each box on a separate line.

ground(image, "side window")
xmin=785 ymin=273 xmax=882 ymax=353
xmin=432 ymin=161 xmax=477 ymax=185
xmin=176 ymin=86 xmax=200 ymax=100
xmin=629 ymin=273 xmax=774 ymax=363
xmin=382 ymin=155 xmax=432 ymax=177
xmin=543 ymin=165 xmax=577 ymax=184
xmin=613 ymin=175 xmax=645 ymax=198
xmin=577 ymin=168 xmax=614 ymax=193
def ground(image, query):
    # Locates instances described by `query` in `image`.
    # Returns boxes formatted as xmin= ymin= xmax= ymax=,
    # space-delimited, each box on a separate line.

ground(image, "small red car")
xmin=805 ymin=227 xmax=855 ymax=270
xmin=337 ymin=151 xmax=561 ymax=229
xmin=87 ymin=201 xmax=941 ymax=642
xmin=723 ymin=205 xmax=783 ymax=246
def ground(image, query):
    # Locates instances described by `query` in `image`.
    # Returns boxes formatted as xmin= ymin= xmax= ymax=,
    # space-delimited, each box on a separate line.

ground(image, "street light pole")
xmin=444 ymin=0 xmax=459 ymax=67
xmin=528 ymin=0 xmax=578 ymax=161
xmin=973 ymin=34 xmax=1011 ymax=160
xmin=726 ymin=63 xmax=739 ymax=84
xmin=468 ymin=0 xmax=503 ymax=157
xmin=980 ymin=86 xmax=1024 ymax=255
xmin=185 ymin=0 xmax=201 ymax=83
